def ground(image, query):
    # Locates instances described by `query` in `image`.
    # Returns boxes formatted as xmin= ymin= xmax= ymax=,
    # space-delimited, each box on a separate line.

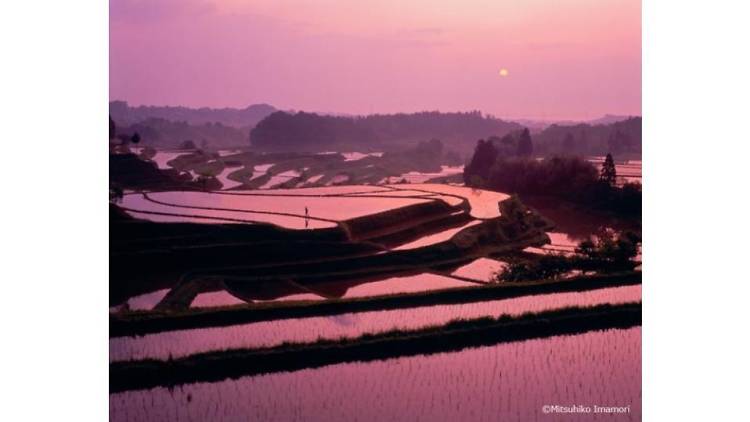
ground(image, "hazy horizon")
xmin=110 ymin=0 xmax=640 ymax=121
xmin=109 ymin=98 xmax=640 ymax=124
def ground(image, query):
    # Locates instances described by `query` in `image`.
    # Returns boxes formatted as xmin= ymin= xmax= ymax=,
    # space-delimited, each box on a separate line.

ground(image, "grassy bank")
xmin=110 ymin=271 xmax=641 ymax=337
xmin=110 ymin=302 xmax=641 ymax=393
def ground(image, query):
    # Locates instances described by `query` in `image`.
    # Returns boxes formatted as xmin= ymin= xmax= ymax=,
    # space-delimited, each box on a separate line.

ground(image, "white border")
xmin=644 ymin=0 xmax=750 ymax=420
xmin=1 ymin=0 xmax=108 ymax=420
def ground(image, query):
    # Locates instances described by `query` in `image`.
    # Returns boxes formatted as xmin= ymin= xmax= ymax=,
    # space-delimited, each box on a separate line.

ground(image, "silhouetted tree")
xmin=415 ymin=139 xmax=444 ymax=158
xmin=531 ymin=117 xmax=641 ymax=156
xmin=607 ymin=129 xmax=633 ymax=153
xmin=109 ymin=185 xmax=124 ymax=204
xmin=517 ymin=128 xmax=533 ymax=156
xmin=180 ymin=140 xmax=197 ymax=150
xmin=249 ymin=110 xmax=522 ymax=152
xmin=562 ymin=133 xmax=576 ymax=153
xmin=464 ymin=139 xmax=499 ymax=184
xmin=488 ymin=134 xmax=517 ymax=158
xmin=600 ymin=153 xmax=617 ymax=187
xmin=109 ymin=115 xmax=116 ymax=140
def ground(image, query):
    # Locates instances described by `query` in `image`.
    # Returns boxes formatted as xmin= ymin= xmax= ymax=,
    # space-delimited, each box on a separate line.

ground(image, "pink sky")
xmin=110 ymin=0 xmax=640 ymax=120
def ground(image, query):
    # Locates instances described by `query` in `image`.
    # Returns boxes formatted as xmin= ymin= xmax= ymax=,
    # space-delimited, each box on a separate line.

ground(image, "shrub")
xmin=496 ymin=255 xmax=573 ymax=282
xmin=496 ymin=229 xmax=641 ymax=282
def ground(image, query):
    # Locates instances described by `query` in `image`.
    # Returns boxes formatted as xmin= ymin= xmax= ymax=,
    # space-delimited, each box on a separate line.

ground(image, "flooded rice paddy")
xmin=450 ymin=258 xmax=508 ymax=282
xmin=110 ymin=285 xmax=640 ymax=362
xmin=301 ymin=273 xmax=472 ymax=299
xmin=109 ymin=289 xmax=169 ymax=313
xmin=110 ymin=326 xmax=641 ymax=421
xmin=189 ymin=291 xmax=246 ymax=308
xmin=119 ymin=186 xmax=452 ymax=229
xmin=391 ymin=184 xmax=510 ymax=218
xmin=394 ymin=220 xmax=483 ymax=250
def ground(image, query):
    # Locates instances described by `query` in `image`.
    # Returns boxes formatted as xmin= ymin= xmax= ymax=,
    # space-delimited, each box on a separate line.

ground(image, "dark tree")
xmin=414 ymin=138 xmax=444 ymax=158
xmin=180 ymin=140 xmax=197 ymax=150
xmin=562 ymin=132 xmax=576 ymax=153
xmin=517 ymin=128 xmax=533 ymax=156
xmin=600 ymin=153 xmax=617 ymax=187
xmin=130 ymin=132 xmax=141 ymax=144
xmin=464 ymin=139 xmax=499 ymax=184
xmin=249 ymin=110 xmax=522 ymax=152
xmin=109 ymin=115 xmax=116 ymax=140
xmin=109 ymin=185 xmax=124 ymax=204
xmin=607 ymin=129 xmax=633 ymax=153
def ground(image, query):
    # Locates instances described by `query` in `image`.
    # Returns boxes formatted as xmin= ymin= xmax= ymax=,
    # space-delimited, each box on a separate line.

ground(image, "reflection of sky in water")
xmin=327 ymin=314 xmax=360 ymax=327
xmin=110 ymin=289 xmax=169 ymax=312
xmin=390 ymin=184 xmax=510 ymax=219
xmin=450 ymin=258 xmax=507 ymax=282
xmin=109 ymin=285 xmax=640 ymax=362
xmin=110 ymin=327 xmax=641 ymax=422
xmin=214 ymin=167 xmax=243 ymax=190
xmin=191 ymin=291 xmax=245 ymax=308
xmin=394 ymin=220 xmax=482 ymax=250
xmin=151 ymin=151 xmax=188 ymax=170
xmin=120 ymin=190 xmax=431 ymax=229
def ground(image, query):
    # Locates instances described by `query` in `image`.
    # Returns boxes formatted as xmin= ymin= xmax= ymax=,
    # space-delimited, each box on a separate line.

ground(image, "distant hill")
xmin=114 ymin=118 xmax=249 ymax=149
xmin=587 ymin=114 xmax=636 ymax=126
xmin=532 ymin=117 xmax=641 ymax=157
xmin=250 ymin=111 xmax=523 ymax=153
xmin=513 ymin=114 xmax=637 ymax=132
xmin=109 ymin=101 xmax=276 ymax=128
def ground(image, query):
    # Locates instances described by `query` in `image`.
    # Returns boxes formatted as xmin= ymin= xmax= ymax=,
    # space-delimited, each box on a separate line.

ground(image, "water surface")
xmin=110 ymin=327 xmax=641 ymax=421
xmin=110 ymin=285 xmax=640 ymax=362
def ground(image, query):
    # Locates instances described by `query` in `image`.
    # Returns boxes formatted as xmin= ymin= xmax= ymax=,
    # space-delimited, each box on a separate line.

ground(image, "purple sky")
xmin=110 ymin=0 xmax=641 ymax=120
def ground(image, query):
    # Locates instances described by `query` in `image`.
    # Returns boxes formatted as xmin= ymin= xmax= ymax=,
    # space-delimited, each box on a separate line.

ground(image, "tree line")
xmin=249 ymin=110 xmax=522 ymax=152
xmin=464 ymin=131 xmax=641 ymax=216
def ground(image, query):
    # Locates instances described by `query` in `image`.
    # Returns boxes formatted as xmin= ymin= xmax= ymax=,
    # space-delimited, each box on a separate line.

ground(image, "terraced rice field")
xmin=390 ymin=184 xmax=510 ymax=218
xmin=398 ymin=165 xmax=465 ymax=183
xmin=300 ymin=273 xmax=472 ymax=299
xmin=109 ymin=285 xmax=640 ymax=362
xmin=588 ymin=157 xmax=642 ymax=185
xmin=450 ymin=257 xmax=508 ymax=282
xmin=118 ymin=187 xmax=446 ymax=229
xmin=393 ymin=220 xmax=482 ymax=250
xmin=110 ymin=327 xmax=641 ymax=421
xmin=109 ymin=289 xmax=169 ymax=313
xmin=111 ymin=176 xmax=641 ymax=418
xmin=189 ymin=291 xmax=246 ymax=308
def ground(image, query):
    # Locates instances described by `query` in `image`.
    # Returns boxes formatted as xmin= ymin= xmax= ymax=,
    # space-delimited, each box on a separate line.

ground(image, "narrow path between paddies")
xmin=109 ymin=285 xmax=640 ymax=362
xmin=109 ymin=271 xmax=641 ymax=337
xmin=109 ymin=302 xmax=642 ymax=393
